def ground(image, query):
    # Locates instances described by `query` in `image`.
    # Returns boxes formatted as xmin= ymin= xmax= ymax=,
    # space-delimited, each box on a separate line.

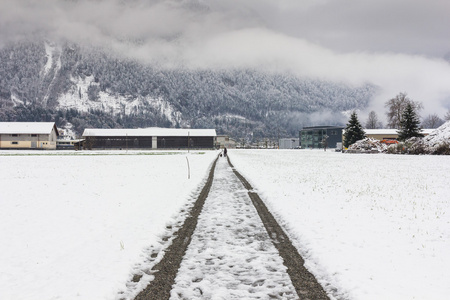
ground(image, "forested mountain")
xmin=0 ymin=40 xmax=376 ymax=141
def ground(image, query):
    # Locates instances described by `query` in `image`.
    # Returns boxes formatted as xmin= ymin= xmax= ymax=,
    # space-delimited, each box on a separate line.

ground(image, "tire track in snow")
xmin=228 ymin=156 xmax=329 ymax=300
xmin=170 ymin=157 xmax=298 ymax=299
xmin=134 ymin=155 xmax=329 ymax=299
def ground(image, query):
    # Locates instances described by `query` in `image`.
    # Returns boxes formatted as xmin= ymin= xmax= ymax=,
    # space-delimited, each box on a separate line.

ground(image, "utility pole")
xmin=277 ymin=128 xmax=279 ymax=149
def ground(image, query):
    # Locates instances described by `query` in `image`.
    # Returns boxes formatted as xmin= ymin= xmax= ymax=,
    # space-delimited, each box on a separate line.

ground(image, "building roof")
xmin=0 ymin=122 xmax=58 ymax=135
xmin=302 ymin=126 xmax=344 ymax=130
xmin=364 ymin=129 xmax=434 ymax=135
xmin=82 ymin=127 xmax=217 ymax=137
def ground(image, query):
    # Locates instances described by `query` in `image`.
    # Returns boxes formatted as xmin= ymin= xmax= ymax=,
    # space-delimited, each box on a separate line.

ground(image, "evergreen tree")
xmin=397 ymin=103 xmax=423 ymax=141
xmin=344 ymin=111 xmax=366 ymax=148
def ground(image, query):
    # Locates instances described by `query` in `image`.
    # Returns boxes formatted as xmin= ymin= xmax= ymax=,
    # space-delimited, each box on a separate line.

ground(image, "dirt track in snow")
xmin=134 ymin=155 xmax=329 ymax=300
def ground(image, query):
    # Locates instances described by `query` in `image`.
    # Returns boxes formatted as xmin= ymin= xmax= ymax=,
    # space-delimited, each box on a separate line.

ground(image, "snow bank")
xmin=347 ymin=138 xmax=388 ymax=153
xmin=422 ymin=120 xmax=450 ymax=151
xmin=385 ymin=121 xmax=450 ymax=155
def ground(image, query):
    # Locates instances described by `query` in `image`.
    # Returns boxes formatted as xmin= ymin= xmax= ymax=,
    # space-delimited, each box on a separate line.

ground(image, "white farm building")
xmin=0 ymin=122 xmax=59 ymax=150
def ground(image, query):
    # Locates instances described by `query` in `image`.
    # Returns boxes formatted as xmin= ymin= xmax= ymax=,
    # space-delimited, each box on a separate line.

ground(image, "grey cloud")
xmin=1 ymin=0 xmax=449 ymax=118
xmin=2 ymin=0 xmax=448 ymax=57
xmin=249 ymin=0 xmax=450 ymax=57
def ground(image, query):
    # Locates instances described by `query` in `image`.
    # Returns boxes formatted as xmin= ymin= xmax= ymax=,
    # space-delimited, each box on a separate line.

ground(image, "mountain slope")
xmin=0 ymin=41 xmax=376 ymax=140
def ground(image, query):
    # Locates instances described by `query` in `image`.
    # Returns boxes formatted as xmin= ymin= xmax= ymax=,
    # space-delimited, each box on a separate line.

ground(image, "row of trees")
xmin=344 ymin=92 xmax=444 ymax=148
xmin=364 ymin=92 xmax=450 ymax=130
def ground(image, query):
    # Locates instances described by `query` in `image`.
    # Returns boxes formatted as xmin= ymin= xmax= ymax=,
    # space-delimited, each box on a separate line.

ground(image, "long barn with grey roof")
xmin=82 ymin=128 xmax=217 ymax=149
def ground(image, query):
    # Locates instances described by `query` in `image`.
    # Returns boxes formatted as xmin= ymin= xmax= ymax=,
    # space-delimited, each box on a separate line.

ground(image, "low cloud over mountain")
xmin=1 ymin=0 xmax=449 ymax=128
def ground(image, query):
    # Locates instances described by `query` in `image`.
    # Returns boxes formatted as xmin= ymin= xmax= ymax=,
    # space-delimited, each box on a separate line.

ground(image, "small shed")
xmin=0 ymin=122 xmax=59 ymax=150
xmin=279 ymin=138 xmax=300 ymax=149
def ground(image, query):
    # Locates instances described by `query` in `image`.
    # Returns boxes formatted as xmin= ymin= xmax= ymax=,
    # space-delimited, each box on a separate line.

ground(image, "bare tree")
xmin=422 ymin=114 xmax=444 ymax=128
xmin=445 ymin=110 xmax=450 ymax=121
xmin=385 ymin=93 xmax=423 ymax=129
xmin=365 ymin=111 xmax=383 ymax=129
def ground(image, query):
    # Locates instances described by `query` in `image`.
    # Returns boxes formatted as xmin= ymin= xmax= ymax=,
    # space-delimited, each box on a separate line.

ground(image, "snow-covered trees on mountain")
xmin=0 ymin=41 xmax=376 ymax=139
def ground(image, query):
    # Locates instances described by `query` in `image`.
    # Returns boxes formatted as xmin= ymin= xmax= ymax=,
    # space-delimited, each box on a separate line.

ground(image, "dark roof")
xmin=301 ymin=126 xmax=344 ymax=130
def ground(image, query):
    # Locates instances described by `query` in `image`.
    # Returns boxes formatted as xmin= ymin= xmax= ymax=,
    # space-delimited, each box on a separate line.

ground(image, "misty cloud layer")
xmin=1 ymin=0 xmax=450 ymax=118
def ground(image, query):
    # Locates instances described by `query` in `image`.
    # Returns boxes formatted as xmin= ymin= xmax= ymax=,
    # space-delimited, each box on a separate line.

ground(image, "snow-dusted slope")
xmin=57 ymin=74 xmax=182 ymax=126
xmin=423 ymin=120 xmax=450 ymax=148
xmin=1 ymin=40 xmax=376 ymax=137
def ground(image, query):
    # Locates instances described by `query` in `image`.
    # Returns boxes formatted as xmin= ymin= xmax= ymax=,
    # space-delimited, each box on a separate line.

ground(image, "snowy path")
xmin=169 ymin=157 xmax=298 ymax=299
xmin=134 ymin=155 xmax=328 ymax=300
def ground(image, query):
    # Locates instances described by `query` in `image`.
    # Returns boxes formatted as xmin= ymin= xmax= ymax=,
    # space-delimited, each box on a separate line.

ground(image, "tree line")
xmin=344 ymin=92 xmax=450 ymax=148
xmin=364 ymin=92 xmax=450 ymax=130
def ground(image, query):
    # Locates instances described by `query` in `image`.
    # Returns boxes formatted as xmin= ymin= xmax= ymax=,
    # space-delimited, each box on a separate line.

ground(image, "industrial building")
xmin=0 ymin=122 xmax=59 ymax=150
xmin=82 ymin=128 xmax=217 ymax=150
xmin=300 ymin=126 xmax=344 ymax=149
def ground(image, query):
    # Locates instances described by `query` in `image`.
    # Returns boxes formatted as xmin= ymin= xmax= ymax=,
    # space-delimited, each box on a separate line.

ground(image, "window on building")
xmin=11 ymin=134 xmax=18 ymax=137
xmin=330 ymin=130 xmax=337 ymax=135
xmin=11 ymin=141 xmax=18 ymax=145
xmin=31 ymin=134 xmax=37 ymax=137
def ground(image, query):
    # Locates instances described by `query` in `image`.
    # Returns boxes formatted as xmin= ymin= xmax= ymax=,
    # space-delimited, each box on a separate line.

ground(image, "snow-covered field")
xmin=2 ymin=149 xmax=449 ymax=300
xmin=0 ymin=150 xmax=218 ymax=300
xmin=229 ymin=149 xmax=450 ymax=300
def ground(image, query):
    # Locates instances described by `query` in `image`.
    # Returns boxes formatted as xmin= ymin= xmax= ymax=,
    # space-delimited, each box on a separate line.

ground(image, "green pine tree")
xmin=344 ymin=111 xmax=366 ymax=148
xmin=397 ymin=103 xmax=423 ymax=141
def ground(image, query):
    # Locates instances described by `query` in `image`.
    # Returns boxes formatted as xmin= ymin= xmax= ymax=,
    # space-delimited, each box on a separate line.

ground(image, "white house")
xmin=364 ymin=129 xmax=434 ymax=141
xmin=0 ymin=122 xmax=59 ymax=150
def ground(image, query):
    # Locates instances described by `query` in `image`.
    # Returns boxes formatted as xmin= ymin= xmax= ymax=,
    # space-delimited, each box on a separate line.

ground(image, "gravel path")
xmin=135 ymin=155 xmax=329 ymax=300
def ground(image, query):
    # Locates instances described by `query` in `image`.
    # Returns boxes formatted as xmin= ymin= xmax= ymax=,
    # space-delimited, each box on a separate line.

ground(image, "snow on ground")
xmin=171 ymin=157 xmax=297 ymax=300
xmin=229 ymin=149 xmax=450 ymax=300
xmin=0 ymin=150 xmax=218 ymax=300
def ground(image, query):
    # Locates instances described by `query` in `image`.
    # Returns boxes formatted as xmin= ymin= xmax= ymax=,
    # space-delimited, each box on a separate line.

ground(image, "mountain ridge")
xmin=0 ymin=40 xmax=376 ymax=141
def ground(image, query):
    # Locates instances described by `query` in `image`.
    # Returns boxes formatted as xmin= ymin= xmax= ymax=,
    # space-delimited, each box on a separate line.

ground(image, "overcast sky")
xmin=1 ymin=0 xmax=450 ymax=118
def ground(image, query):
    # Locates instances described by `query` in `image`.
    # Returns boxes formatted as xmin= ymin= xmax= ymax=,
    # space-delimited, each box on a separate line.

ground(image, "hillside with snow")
xmin=0 ymin=40 xmax=375 ymax=139
xmin=399 ymin=121 xmax=450 ymax=155
xmin=423 ymin=120 xmax=450 ymax=148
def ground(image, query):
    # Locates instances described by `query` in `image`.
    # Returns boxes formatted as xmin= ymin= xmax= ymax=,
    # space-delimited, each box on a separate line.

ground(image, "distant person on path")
xmin=223 ymin=147 xmax=227 ymax=157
